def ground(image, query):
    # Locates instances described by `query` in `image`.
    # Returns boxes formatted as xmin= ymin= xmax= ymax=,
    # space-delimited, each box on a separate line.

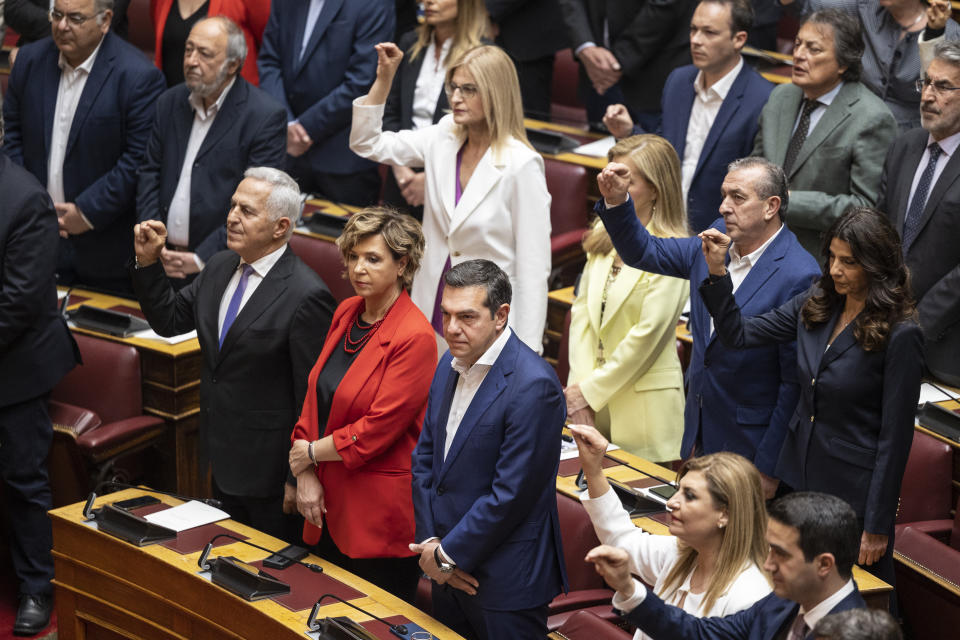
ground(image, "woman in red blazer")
xmin=151 ymin=0 xmax=259 ymax=85
xmin=289 ymin=208 xmax=436 ymax=603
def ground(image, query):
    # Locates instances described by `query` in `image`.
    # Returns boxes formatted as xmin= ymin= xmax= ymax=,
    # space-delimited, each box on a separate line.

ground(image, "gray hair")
xmin=201 ymin=16 xmax=248 ymax=70
xmin=443 ymin=259 xmax=512 ymax=317
xmin=93 ymin=0 xmax=114 ymax=24
xmin=243 ymin=167 xmax=302 ymax=236
xmin=812 ymin=609 xmax=903 ymax=640
xmin=727 ymin=156 xmax=789 ymax=221
xmin=932 ymin=40 xmax=960 ymax=67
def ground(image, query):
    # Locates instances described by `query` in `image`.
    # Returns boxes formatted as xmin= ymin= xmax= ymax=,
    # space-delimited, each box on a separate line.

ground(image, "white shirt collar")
xmin=799 ymin=579 xmax=856 ymax=631
xmin=451 ymin=326 xmax=512 ymax=375
xmin=425 ymin=36 xmax=453 ymax=71
xmin=189 ymin=75 xmax=237 ymax=120
xmin=809 ymin=81 xmax=844 ymax=107
xmin=242 ymin=243 xmax=286 ymax=278
xmin=693 ymin=56 xmax=743 ymax=102
xmin=58 ymin=36 xmax=104 ymax=75
xmin=730 ymin=223 xmax=784 ymax=266
xmin=927 ymin=129 xmax=960 ymax=156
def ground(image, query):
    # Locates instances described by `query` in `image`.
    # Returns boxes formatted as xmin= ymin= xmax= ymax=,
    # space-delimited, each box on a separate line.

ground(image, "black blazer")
xmin=0 ymin=154 xmax=78 ymax=408
xmin=131 ymin=246 xmax=336 ymax=497
xmin=383 ymin=30 xmax=456 ymax=133
xmin=486 ymin=0 xmax=568 ymax=61
xmin=878 ymin=127 xmax=960 ymax=385
xmin=701 ymin=275 xmax=923 ymax=535
xmin=5 ymin=0 xmax=131 ymax=43
xmin=136 ymin=78 xmax=287 ymax=261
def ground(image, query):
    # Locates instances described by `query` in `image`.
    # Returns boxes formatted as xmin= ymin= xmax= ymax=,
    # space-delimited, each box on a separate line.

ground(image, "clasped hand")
xmin=698 ymin=228 xmax=731 ymax=276
xmin=409 ymin=540 xmax=479 ymax=596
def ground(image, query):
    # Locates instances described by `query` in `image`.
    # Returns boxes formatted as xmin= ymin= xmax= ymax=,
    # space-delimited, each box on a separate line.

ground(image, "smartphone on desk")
xmin=112 ymin=495 xmax=161 ymax=511
xmin=262 ymin=544 xmax=308 ymax=570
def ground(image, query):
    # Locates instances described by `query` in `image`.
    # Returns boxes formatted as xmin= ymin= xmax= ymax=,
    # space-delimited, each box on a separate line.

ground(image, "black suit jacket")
xmin=486 ymin=0 xmax=568 ymax=61
xmin=131 ymin=246 xmax=336 ymax=497
xmin=0 ymin=154 xmax=78 ymax=408
xmin=5 ymin=0 xmax=131 ymax=43
xmin=878 ymin=128 xmax=960 ymax=385
xmin=383 ymin=30 xmax=451 ymax=133
xmin=136 ymin=78 xmax=287 ymax=261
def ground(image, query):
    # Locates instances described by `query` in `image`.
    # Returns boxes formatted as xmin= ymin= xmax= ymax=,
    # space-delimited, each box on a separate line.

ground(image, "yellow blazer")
xmin=568 ymin=250 xmax=688 ymax=461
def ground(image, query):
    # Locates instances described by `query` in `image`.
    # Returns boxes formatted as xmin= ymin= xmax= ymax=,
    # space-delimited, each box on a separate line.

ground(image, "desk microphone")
xmin=307 ymin=593 xmax=408 ymax=637
xmin=197 ymin=533 xmax=323 ymax=573
xmin=82 ymin=480 xmax=222 ymax=521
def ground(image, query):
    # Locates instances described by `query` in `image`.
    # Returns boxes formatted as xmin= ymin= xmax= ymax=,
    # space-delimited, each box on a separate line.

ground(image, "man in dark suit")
xmin=5 ymin=0 xmax=130 ymax=45
xmin=0 ymin=128 xmax=79 ymax=634
xmin=877 ymin=40 xmax=960 ymax=387
xmin=137 ymin=16 xmax=286 ymax=282
xmin=558 ymin=0 xmax=696 ymax=130
xmin=587 ymin=492 xmax=866 ymax=640
xmin=604 ymin=0 xmax=774 ymax=232
xmin=257 ymin=0 xmax=394 ymax=205
xmin=3 ymin=0 xmax=165 ymax=295
xmin=132 ymin=167 xmax=336 ymax=541
xmin=411 ymin=260 xmax=568 ymax=640
xmin=596 ymin=157 xmax=820 ymax=499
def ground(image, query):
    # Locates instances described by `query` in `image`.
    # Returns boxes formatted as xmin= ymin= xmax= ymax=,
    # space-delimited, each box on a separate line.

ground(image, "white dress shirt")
xmin=793 ymin=579 xmax=855 ymax=633
xmin=48 ymin=39 xmax=104 ymax=207
xmin=710 ymin=224 xmax=784 ymax=336
xmin=681 ymin=58 xmax=743 ymax=200
xmin=791 ymin=81 xmax=843 ymax=136
xmin=906 ymin=130 xmax=960 ymax=215
xmin=216 ymin=244 xmax=286 ymax=337
xmin=411 ymin=38 xmax=452 ymax=131
xmin=166 ymin=76 xmax=237 ymax=253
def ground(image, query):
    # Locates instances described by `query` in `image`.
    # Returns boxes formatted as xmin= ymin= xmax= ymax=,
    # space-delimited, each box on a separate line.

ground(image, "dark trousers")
xmin=431 ymin=582 xmax=550 ymax=640
xmin=288 ymin=161 xmax=381 ymax=207
xmin=0 ymin=394 xmax=55 ymax=596
xmin=511 ymin=53 xmax=555 ymax=121
xmin=212 ymin=479 xmax=302 ymax=545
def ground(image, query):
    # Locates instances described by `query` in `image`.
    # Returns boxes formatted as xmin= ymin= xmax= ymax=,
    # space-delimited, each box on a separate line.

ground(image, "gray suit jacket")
xmin=753 ymin=81 xmax=897 ymax=256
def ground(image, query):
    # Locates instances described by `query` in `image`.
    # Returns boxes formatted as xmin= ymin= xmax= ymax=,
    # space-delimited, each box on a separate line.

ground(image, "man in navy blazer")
xmin=596 ymin=157 xmax=820 ymax=498
xmin=3 ymin=0 xmax=165 ymax=294
xmin=411 ymin=260 xmax=568 ymax=640
xmin=137 ymin=17 xmax=286 ymax=281
xmin=257 ymin=0 xmax=394 ymax=205
xmin=587 ymin=492 xmax=866 ymax=640
xmin=605 ymin=0 xmax=773 ymax=232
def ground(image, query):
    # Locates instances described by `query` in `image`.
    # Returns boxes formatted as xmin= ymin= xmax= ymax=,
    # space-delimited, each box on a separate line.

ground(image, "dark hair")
xmin=801 ymin=207 xmax=915 ymax=351
xmin=726 ymin=156 xmax=789 ymax=221
xmin=700 ymin=0 xmax=755 ymax=34
xmin=812 ymin=609 xmax=903 ymax=640
xmin=443 ymin=259 xmax=512 ymax=317
xmin=768 ymin=492 xmax=860 ymax=580
xmin=802 ymin=9 xmax=863 ymax=82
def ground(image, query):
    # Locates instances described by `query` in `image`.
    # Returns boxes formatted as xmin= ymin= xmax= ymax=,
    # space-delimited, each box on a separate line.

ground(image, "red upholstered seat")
xmin=894 ymin=430 xmax=955 ymax=544
xmin=545 ymin=158 xmax=590 ymax=289
xmin=126 ymin=0 xmax=155 ymax=57
xmin=894 ymin=523 xmax=960 ymax=638
xmin=289 ymin=233 xmax=356 ymax=303
xmin=551 ymin=49 xmax=588 ymax=127
xmin=556 ymin=610 xmax=633 ymax=640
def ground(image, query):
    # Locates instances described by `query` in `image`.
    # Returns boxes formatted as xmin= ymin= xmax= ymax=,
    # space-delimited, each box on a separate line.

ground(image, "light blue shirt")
xmin=792 ymin=81 xmax=844 ymax=136
xmin=301 ymin=0 xmax=326 ymax=60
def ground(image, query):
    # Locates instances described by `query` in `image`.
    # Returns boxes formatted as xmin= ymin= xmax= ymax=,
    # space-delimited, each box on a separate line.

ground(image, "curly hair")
xmin=800 ymin=207 xmax=915 ymax=351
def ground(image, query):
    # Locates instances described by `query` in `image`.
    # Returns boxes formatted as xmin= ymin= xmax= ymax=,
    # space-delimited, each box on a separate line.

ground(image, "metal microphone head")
xmin=203 ymin=498 xmax=223 ymax=509
xmin=197 ymin=542 xmax=214 ymax=571
xmin=82 ymin=492 xmax=98 ymax=520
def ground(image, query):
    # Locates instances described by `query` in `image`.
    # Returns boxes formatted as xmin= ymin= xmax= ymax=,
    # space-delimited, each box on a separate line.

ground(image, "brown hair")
xmin=408 ymin=0 xmax=488 ymax=69
xmin=336 ymin=207 xmax=425 ymax=290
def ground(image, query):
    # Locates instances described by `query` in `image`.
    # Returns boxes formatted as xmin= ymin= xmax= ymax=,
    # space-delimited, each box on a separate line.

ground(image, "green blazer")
xmin=752 ymin=81 xmax=897 ymax=257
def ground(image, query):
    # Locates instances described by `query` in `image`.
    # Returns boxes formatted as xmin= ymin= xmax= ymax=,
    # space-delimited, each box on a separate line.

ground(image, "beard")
xmin=186 ymin=60 xmax=231 ymax=99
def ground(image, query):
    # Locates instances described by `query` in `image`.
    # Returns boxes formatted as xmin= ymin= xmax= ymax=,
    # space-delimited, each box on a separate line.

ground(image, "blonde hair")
xmin=336 ymin=207 xmax=425 ymax=290
xmin=408 ymin=0 xmax=488 ymax=71
xmin=658 ymin=452 xmax=770 ymax=614
xmin=582 ymin=134 xmax=690 ymax=255
xmin=445 ymin=45 xmax=531 ymax=156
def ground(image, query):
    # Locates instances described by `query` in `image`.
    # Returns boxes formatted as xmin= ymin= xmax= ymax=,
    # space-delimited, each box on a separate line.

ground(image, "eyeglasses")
xmin=49 ymin=9 xmax=104 ymax=26
xmin=916 ymin=77 xmax=960 ymax=96
xmin=445 ymin=82 xmax=479 ymax=99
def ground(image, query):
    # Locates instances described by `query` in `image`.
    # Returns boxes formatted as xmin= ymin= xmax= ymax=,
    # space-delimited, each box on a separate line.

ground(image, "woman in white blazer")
xmin=566 ymin=135 xmax=688 ymax=462
xmin=350 ymin=43 xmax=551 ymax=352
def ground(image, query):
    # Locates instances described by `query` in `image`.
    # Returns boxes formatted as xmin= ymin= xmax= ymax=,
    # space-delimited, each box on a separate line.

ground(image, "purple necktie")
xmin=219 ymin=264 xmax=254 ymax=348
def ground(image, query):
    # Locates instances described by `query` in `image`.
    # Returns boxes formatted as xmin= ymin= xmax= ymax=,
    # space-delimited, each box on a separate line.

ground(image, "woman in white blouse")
xmin=569 ymin=424 xmax=771 ymax=639
xmin=351 ymin=43 xmax=551 ymax=352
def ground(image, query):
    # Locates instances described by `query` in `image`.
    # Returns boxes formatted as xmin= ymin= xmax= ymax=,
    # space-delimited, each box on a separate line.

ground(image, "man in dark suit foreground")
xmin=0 ymin=137 xmax=78 ymax=634
xmin=411 ymin=260 xmax=568 ymax=639
xmin=137 ymin=16 xmax=286 ymax=281
xmin=131 ymin=167 xmax=336 ymax=541
xmin=588 ymin=492 xmax=866 ymax=640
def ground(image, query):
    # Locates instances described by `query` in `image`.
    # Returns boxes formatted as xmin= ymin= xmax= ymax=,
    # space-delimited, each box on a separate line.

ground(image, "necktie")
xmin=783 ymin=99 xmax=820 ymax=175
xmin=902 ymin=142 xmax=942 ymax=253
xmin=219 ymin=264 xmax=254 ymax=349
xmin=786 ymin=612 xmax=808 ymax=640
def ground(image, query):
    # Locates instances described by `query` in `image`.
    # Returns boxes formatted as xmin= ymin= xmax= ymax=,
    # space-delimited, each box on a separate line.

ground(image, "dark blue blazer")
xmin=659 ymin=63 xmax=773 ymax=232
xmin=624 ymin=584 xmax=865 ymax=640
xmin=257 ymin=0 xmax=394 ymax=175
xmin=596 ymin=198 xmax=820 ymax=476
xmin=411 ymin=332 xmax=568 ymax=610
xmin=700 ymin=277 xmax=923 ymax=534
xmin=3 ymin=32 xmax=165 ymax=286
xmin=135 ymin=78 xmax=287 ymax=262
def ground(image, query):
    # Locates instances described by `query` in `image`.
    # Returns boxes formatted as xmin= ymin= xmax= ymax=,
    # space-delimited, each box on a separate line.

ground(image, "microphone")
xmin=307 ymin=593 xmax=408 ymax=637
xmin=197 ymin=533 xmax=323 ymax=573
xmin=82 ymin=480 xmax=222 ymax=521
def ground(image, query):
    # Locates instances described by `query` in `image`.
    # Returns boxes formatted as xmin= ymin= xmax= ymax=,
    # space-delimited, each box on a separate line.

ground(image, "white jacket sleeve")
xmin=349 ymin=96 xmax=431 ymax=168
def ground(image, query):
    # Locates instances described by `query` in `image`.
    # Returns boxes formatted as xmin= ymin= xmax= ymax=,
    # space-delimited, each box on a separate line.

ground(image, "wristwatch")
xmin=434 ymin=546 xmax=455 ymax=574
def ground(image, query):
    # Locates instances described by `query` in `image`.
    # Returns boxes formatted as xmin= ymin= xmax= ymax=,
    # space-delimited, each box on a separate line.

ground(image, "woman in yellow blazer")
xmin=566 ymin=135 xmax=689 ymax=463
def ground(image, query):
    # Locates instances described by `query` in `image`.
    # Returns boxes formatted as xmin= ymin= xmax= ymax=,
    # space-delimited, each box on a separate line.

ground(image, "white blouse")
xmin=412 ymin=37 xmax=451 ymax=130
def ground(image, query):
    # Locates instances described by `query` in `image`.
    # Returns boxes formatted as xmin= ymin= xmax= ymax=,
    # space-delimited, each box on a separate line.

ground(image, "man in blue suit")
xmin=596 ymin=157 xmax=820 ymax=498
xmin=3 ymin=0 xmax=165 ymax=295
xmin=587 ymin=492 xmax=866 ymax=640
xmin=605 ymin=0 xmax=773 ymax=232
xmin=137 ymin=16 xmax=286 ymax=282
xmin=257 ymin=0 xmax=394 ymax=205
xmin=411 ymin=260 xmax=568 ymax=640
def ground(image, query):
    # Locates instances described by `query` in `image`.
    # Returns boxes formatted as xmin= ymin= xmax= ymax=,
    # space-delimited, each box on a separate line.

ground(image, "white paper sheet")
xmin=130 ymin=328 xmax=199 ymax=344
xmin=919 ymin=382 xmax=960 ymax=404
xmin=143 ymin=500 xmax=230 ymax=532
xmin=572 ymin=135 xmax=616 ymax=158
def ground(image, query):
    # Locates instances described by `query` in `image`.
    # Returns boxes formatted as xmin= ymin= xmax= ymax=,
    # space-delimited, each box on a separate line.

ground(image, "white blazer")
xmin=350 ymin=97 xmax=551 ymax=352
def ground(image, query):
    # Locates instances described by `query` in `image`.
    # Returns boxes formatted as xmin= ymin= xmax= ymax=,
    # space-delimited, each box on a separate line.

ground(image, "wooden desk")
xmin=51 ymin=489 xmax=462 ymax=639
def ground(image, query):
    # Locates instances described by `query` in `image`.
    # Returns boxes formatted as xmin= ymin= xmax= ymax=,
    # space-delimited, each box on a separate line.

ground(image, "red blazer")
xmin=291 ymin=291 xmax=437 ymax=558
xmin=150 ymin=0 xmax=259 ymax=85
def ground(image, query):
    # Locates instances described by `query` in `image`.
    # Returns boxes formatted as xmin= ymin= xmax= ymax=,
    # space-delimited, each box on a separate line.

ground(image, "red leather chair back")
xmin=557 ymin=610 xmax=633 ymax=640
xmin=126 ymin=0 xmax=155 ymax=57
xmin=545 ymin=158 xmax=590 ymax=237
xmin=557 ymin=493 xmax=605 ymax=591
xmin=289 ymin=233 xmax=356 ymax=303
xmin=952 ymin=495 xmax=960 ymax=551
xmin=897 ymin=430 xmax=954 ymax=524
xmin=551 ymin=48 xmax=588 ymax=126
xmin=52 ymin=334 xmax=142 ymax=425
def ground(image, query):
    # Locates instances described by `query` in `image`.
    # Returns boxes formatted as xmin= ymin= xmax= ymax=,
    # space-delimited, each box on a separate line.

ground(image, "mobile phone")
xmin=649 ymin=484 xmax=678 ymax=501
xmin=262 ymin=544 xmax=308 ymax=570
xmin=112 ymin=495 xmax=161 ymax=511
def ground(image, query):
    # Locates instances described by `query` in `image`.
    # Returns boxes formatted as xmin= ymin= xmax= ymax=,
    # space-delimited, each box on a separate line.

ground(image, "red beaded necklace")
xmin=343 ymin=312 xmax=384 ymax=354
